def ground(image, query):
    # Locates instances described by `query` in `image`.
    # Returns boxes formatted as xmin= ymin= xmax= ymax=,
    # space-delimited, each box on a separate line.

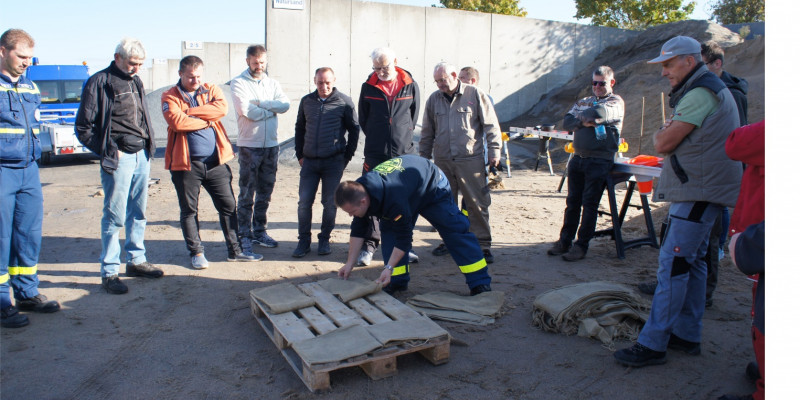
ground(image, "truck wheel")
xmin=39 ymin=152 xmax=52 ymax=165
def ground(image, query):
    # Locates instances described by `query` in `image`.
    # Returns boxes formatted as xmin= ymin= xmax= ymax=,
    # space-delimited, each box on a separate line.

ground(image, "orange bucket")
xmin=637 ymin=179 xmax=653 ymax=194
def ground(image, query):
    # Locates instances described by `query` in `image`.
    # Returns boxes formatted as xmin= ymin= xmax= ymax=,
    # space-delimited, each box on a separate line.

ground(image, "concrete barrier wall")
xmin=258 ymin=0 xmax=638 ymax=143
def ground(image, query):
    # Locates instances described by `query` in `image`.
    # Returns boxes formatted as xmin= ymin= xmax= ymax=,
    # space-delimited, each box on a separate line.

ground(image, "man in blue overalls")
xmin=336 ymin=155 xmax=491 ymax=296
xmin=1 ymin=29 xmax=60 ymax=328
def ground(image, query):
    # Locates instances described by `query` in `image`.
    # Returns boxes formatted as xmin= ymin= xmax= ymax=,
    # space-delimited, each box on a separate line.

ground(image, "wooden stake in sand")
xmin=660 ymin=92 xmax=666 ymax=124
xmin=639 ymin=97 xmax=645 ymax=155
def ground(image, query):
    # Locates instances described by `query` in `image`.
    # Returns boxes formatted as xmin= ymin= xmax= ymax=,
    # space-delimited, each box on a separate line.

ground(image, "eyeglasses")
xmin=372 ymin=65 xmax=392 ymax=72
xmin=592 ymin=81 xmax=608 ymax=87
xmin=434 ymin=78 xmax=450 ymax=84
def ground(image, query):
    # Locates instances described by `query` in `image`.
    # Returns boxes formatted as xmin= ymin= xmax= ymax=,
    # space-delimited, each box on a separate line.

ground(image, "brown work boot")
xmin=562 ymin=245 xmax=586 ymax=261
xmin=547 ymin=241 xmax=570 ymax=256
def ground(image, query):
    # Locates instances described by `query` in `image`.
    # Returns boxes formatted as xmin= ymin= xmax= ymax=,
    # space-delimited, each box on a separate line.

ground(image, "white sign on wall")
xmin=274 ymin=0 xmax=304 ymax=10
xmin=185 ymin=41 xmax=203 ymax=50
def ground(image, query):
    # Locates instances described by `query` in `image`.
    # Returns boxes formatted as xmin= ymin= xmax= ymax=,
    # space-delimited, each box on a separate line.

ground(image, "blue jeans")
xmin=100 ymin=150 xmax=150 ymax=277
xmin=558 ymin=156 xmax=614 ymax=249
xmin=1 ymin=163 xmax=43 ymax=308
xmin=637 ymin=201 xmax=722 ymax=351
xmin=297 ymin=155 xmax=345 ymax=242
xmin=237 ymin=146 xmax=278 ymax=238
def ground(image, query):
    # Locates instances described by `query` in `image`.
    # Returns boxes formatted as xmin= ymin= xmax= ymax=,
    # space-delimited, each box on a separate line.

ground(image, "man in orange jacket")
xmin=162 ymin=55 xmax=262 ymax=269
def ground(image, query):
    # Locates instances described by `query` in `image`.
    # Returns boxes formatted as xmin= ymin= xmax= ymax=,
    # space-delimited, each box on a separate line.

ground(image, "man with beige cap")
xmin=613 ymin=36 xmax=741 ymax=368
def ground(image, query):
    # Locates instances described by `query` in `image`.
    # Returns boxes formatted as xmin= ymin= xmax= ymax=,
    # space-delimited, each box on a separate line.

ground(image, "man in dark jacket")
xmin=547 ymin=65 xmax=624 ymax=261
xmin=75 ymin=38 xmax=163 ymax=295
xmin=356 ymin=47 xmax=421 ymax=266
xmin=293 ymin=67 xmax=360 ymax=257
xmin=336 ymin=155 xmax=491 ymax=296
xmin=701 ymin=40 xmax=749 ymax=305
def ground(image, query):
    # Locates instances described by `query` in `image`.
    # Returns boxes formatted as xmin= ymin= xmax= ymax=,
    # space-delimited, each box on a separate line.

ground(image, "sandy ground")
xmin=1 ymin=153 xmax=758 ymax=399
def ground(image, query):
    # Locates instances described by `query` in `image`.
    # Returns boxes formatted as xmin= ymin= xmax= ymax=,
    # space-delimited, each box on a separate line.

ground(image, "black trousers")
xmin=558 ymin=156 xmax=614 ymax=250
xmin=170 ymin=160 xmax=241 ymax=258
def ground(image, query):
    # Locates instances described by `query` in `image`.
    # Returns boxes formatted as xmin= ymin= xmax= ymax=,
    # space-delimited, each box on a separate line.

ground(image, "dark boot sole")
xmin=614 ymin=356 xmax=667 ymax=368
xmin=292 ymin=249 xmax=310 ymax=258
xmin=126 ymin=270 xmax=164 ymax=279
xmin=17 ymin=303 xmax=60 ymax=313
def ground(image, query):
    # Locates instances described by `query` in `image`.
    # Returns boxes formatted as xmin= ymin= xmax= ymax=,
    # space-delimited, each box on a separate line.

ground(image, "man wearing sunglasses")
xmin=547 ymin=66 xmax=624 ymax=261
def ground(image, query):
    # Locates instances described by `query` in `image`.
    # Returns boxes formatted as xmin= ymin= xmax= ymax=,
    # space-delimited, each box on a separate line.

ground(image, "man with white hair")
xmin=356 ymin=47 xmax=421 ymax=266
xmin=76 ymin=38 xmax=163 ymax=295
xmin=419 ymin=62 xmax=501 ymax=263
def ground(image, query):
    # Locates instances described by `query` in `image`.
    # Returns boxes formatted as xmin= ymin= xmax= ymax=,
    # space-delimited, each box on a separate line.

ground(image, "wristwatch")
xmin=384 ymin=264 xmax=394 ymax=271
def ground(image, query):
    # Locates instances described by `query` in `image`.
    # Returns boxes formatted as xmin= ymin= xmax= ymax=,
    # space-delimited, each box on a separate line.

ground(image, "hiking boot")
xmin=667 ymin=334 xmax=701 ymax=355
xmin=1 ymin=305 xmax=29 ymax=328
xmin=382 ymin=282 xmax=408 ymax=296
xmin=483 ymin=249 xmax=495 ymax=264
xmin=102 ymin=275 xmax=129 ymax=295
xmin=292 ymin=238 xmax=311 ymax=258
xmin=432 ymin=243 xmax=449 ymax=256
xmin=253 ymin=231 xmax=278 ymax=248
xmin=126 ymin=261 xmax=164 ymax=278
xmin=745 ymin=361 xmax=761 ymax=382
xmin=357 ymin=250 xmax=374 ymax=266
xmin=470 ymin=284 xmax=492 ymax=296
xmin=191 ymin=253 xmax=209 ymax=270
xmin=317 ymin=239 xmax=331 ymax=256
xmin=16 ymin=294 xmax=60 ymax=313
xmin=408 ymin=249 xmax=419 ymax=263
xmin=228 ymin=250 xmax=263 ymax=262
xmin=638 ymin=281 xmax=658 ymax=295
xmin=562 ymin=245 xmax=586 ymax=261
xmin=547 ymin=241 xmax=570 ymax=256
xmin=613 ymin=342 xmax=667 ymax=367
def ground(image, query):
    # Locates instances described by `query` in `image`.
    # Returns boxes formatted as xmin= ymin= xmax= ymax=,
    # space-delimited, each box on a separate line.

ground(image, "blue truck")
xmin=25 ymin=59 xmax=92 ymax=163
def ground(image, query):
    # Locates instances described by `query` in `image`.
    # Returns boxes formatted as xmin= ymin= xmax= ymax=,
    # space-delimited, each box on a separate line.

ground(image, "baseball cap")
xmin=647 ymin=36 xmax=701 ymax=64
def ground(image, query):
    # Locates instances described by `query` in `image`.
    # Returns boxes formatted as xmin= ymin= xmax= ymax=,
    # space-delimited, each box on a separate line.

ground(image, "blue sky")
xmin=2 ymin=0 xmax=714 ymax=73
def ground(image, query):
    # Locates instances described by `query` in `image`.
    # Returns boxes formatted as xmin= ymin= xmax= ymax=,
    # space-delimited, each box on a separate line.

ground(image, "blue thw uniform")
xmin=1 ymin=72 xmax=44 ymax=310
xmin=351 ymin=155 xmax=491 ymax=290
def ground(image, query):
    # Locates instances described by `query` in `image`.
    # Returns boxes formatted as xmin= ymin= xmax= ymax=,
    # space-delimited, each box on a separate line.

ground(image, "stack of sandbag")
xmin=406 ymin=291 xmax=505 ymax=326
xmin=531 ymin=281 xmax=649 ymax=346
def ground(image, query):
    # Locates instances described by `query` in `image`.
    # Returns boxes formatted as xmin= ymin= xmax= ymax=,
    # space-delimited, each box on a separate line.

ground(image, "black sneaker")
xmin=102 ymin=275 xmax=129 ymax=295
xmin=126 ymin=261 xmax=164 ymax=278
xmin=547 ymin=241 xmax=570 ymax=256
xmin=16 ymin=294 xmax=60 ymax=313
xmin=293 ymin=239 xmax=311 ymax=258
xmin=667 ymin=333 xmax=701 ymax=355
xmin=317 ymin=240 xmax=331 ymax=256
xmin=382 ymin=283 xmax=408 ymax=296
xmin=562 ymin=245 xmax=586 ymax=261
xmin=432 ymin=243 xmax=449 ymax=256
xmin=614 ymin=342 xmax=667 ymax=367
xmin=638 ymin=281 xmax=658 ymax=295
xmin=482 ymin=249 xmax=495 ymax=264
xmin=470 ymin=284 xmax=492 ymax=296
xmin=1 ymin=305 xmax=29 ymax=328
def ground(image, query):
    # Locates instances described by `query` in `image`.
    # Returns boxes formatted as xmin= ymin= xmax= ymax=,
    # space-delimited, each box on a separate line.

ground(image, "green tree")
xmin=710 ymin=0 xmax=764 ymax=24
xmin=574 ymin=0 xmax=696 ymax=30
xmin=438 ymin=0 xmax=527 ymax=17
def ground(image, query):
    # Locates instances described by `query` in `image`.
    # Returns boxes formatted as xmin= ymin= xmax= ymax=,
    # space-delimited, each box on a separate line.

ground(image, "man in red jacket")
xmin=356 ymin=47 xmax=421 ymax=266
xmin=162 ymin=56 xmax=262 ymax=269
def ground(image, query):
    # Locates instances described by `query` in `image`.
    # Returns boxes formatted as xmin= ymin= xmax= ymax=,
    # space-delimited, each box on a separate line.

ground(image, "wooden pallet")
xmin=250 ymin=282 xmax=450 ymax=392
